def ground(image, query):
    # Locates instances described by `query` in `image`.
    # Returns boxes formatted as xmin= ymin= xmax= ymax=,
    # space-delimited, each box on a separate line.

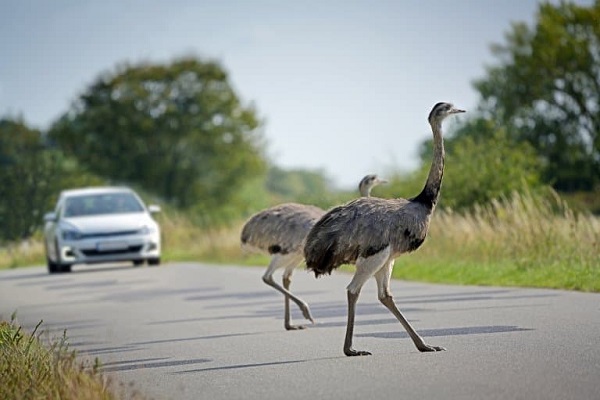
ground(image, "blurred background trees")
xmin=468 ymin=0 xmax=600 ymax=192
xmin=1 ymin=1 xmax=599 ymax=244
xmin=0 ymin=118 xmax=58 ymax=241
xmin=48 ymin=58 xmax=267 ymax=215
xmin=401 ymin=0 xmax=599 ymax=212
xmin=0 ymin=118 xmax=102 ymax=241
xmin=392 ymin=125 xmax=544 ymax=210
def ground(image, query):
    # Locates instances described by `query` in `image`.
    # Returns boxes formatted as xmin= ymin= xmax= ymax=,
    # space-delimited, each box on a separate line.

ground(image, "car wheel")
xmin=47 ymin=258 xmax=59 ymax=274
xmin=48 ymin=260 xmax=71 ymax=274
xmin=133 ymin=259 xmax=144 ymax=266
xmin=148 ymin=257 xmax=161 ymax=266
xmin=58 ymin=264 xmax=72 ymax=273
xmin=51 ymin=240 xmax=72 ymax=273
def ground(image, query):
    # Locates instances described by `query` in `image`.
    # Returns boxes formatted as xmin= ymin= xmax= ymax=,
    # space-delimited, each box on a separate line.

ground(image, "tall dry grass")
xmin=0 ymin=237 xmax=45 ymax=270
xmin=395 ymin=189 xmax=600 ymax=290
xmin=156 ymin=211 xmax=247 ymax=263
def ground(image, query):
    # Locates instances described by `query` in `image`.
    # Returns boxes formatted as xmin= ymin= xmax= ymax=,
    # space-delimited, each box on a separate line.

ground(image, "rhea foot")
xmin=417 ymin=343 xmax=446 ymax=352
xmin=285 ymin=323 xmax=307 ymax=331
xmin=299 ymin=304 xmax=315 ymax=324
xmin=344 ymin=348 xmax=372 ymax=357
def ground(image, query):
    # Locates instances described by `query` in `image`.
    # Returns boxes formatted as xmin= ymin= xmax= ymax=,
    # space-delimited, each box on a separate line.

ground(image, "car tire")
xmin=48 ymin=240 xmax=72 ymax=274
xmin=133 ymin=259 xmax=144 ymax=266
xmin=48 ymin=260 xmax=71 ymax=274
xmin=148 ymin=257 xmax=161 ymax=266
xmin=47 ymin=258 xmax=59 ymax=274
xmin=58 ymin=264 xmax=72 ymax=273
xmin=45 ymin=240 xmax=59 ymax=274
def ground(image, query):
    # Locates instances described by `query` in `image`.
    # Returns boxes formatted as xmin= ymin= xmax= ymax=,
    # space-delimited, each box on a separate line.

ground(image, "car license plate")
xmin=96 ymin=241 xmax=128 ymax=252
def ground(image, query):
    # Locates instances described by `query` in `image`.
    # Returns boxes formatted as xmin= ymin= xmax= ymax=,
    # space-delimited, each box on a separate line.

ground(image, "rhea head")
xmin=358 ymin=174 xmax=388 ymax=197
xmin=428 ymin=102 xmax=465 ymax=125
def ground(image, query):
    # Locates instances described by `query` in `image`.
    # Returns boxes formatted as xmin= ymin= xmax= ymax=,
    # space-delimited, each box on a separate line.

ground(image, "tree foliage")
xmin=385 ymin=121 xmax=543 ymax=210
xmin=473 ymin=0 xmax=600 ymax=191
xmin=442 ymin=128 xmax=543 ymax=210
xmin=0 ymin=118 xmax=105 ymax=242
xmin=0 ymin=119 xmax=61 ymax=241
xmin=49 ymin=58 xmax=267 ymax=211
xmin=265 ymin=166 xmax=336 ymax=208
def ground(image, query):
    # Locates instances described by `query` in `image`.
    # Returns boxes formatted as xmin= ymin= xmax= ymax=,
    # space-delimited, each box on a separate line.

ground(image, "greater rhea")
xmin=240 ymin=175 xmax=386 ymax=330
xmin=304 ymin=102 xmax=464 ymax=355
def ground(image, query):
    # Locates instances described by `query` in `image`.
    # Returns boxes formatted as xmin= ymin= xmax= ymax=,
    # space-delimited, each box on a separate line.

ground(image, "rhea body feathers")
xmin=241 ymin=203 xmax=324 ymax=256
xmin=306 ymin=197 xmax=431 ymax=277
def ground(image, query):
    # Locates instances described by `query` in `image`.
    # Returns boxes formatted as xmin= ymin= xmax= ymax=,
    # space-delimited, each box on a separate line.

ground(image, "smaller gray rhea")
xmin=240 ymin=174 xmax=386 ymax=330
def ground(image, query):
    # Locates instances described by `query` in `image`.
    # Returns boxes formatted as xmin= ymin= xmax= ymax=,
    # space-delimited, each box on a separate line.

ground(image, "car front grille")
xmin=80 ymin=230 xmax=139 ymax=239
xmin=82 ymin=245 xmax=143 ymax=257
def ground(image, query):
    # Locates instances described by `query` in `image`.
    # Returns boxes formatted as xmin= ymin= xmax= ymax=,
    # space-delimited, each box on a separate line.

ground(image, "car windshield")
xmin=63 ymin=192 xmax=144 ymax=217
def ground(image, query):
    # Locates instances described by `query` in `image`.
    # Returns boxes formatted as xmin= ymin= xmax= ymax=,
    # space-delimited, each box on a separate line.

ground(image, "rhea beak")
xmin=450 ymin=108 xmax=466 ymax=114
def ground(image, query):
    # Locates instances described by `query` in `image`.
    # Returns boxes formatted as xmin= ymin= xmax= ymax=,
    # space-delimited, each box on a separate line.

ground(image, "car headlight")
xmin=138 ymin=226 xmax=156 ymax=235
xmin=62 ymin=229 xmax=82 ymax=241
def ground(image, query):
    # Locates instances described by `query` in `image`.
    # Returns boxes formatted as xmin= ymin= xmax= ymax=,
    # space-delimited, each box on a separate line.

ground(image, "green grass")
xmin=399 ymin=190 xmax=600 ymax=291
xmin=1 ymin=190 xmax=598 ymax=291
xmin=0 ymin=315 xmax=141 ymax=400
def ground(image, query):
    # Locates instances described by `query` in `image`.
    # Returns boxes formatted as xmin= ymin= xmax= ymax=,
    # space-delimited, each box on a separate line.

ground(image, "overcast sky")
xmin=0 ymin=1 xmax=584 ymax=188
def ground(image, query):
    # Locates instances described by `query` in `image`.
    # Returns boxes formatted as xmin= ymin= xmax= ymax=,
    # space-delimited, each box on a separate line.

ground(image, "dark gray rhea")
xmin=304 ymin=102 xmax=465 ymax=355
xmin=240 ymin=175 xmax=386 ymax=330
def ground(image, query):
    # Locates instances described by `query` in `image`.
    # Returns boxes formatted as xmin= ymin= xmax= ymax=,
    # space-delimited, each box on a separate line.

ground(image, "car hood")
xmin=61 ymin=213 xmax=156 ymax=234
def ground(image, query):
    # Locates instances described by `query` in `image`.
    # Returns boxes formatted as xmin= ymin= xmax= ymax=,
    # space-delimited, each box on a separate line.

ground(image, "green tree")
xmin=49 ymin=57 xmax=267 ymax=213
xmin=0 ymin=119 xmax=61 ymax=241
xmin=442 ymin=128 xmax=543 ymax=210
xmin=0 ymin=118 xmax=105 ymax=242
xmin=473 ymin=0 xmax=600 ymax=191
xmin=387 ymin=120 xmax=543 ymax=210
xmin=265 ymin=166 xmax=335 ymax=207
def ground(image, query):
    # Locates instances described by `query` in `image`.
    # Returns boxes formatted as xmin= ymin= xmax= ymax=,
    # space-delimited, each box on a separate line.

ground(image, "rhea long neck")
xmin=412 ymin=119 xmax=445 ymax=210
xmin=359 ymin=185 xmax=370 ymax=197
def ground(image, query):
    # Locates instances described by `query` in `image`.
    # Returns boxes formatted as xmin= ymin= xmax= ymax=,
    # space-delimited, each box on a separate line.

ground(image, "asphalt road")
xmin=1 ymin=262 xmax=599 ymax=400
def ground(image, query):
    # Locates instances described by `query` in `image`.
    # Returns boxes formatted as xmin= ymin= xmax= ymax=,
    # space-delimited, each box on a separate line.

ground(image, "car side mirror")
xmin=44 ymin=212 xmax=57 ymax=222
xmin=148 ymin=205 xmax=161 ymax=214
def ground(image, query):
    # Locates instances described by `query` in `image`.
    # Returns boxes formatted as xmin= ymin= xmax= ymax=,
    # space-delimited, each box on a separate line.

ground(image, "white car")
xmin=43 ymin=187 xmax=161 ymax=273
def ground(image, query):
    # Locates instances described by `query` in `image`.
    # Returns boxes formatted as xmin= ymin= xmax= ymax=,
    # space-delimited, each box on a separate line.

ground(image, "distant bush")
xmin=442 ymin=130 xmax=543 ymax=209
xmin=381 ymin=129 xmax=544 ymax=210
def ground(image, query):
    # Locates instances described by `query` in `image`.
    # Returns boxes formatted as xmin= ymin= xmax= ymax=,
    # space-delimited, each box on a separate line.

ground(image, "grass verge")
xmin=401 ymin=190 xmax=599 ymax=291
xmin=0 ymin=315 xmax=137 ymax=400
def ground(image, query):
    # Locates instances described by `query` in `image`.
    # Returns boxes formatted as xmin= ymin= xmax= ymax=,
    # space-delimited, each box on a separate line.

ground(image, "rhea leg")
xmin=344 ymin=246 xmax=391 ymax=356
xmin=374 ymin=260 xmax=446 ymax=352
xmin=344 ymin=289 xmax=370 ymax=356
xmin=282 ymin=259 xmax=310 ymax=330
xmin=262 ymin=253 xmax=314 ymax=329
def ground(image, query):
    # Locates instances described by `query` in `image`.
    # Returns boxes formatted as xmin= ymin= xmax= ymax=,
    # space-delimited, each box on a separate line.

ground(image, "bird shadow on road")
xmin=184 ymin=289 xmax=324 ymax=303
xmin=100 ymin=357 xmax=213 ymax=373
xmin=171 ymin=356 xmax=344 ymax=375
xmin=356 ymin=325 xmax=533 ymax=340
xmin=129 ymin=331 xmax=258 ymax=346
xmin=82 ymin=345 xmax=144 ymax=355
